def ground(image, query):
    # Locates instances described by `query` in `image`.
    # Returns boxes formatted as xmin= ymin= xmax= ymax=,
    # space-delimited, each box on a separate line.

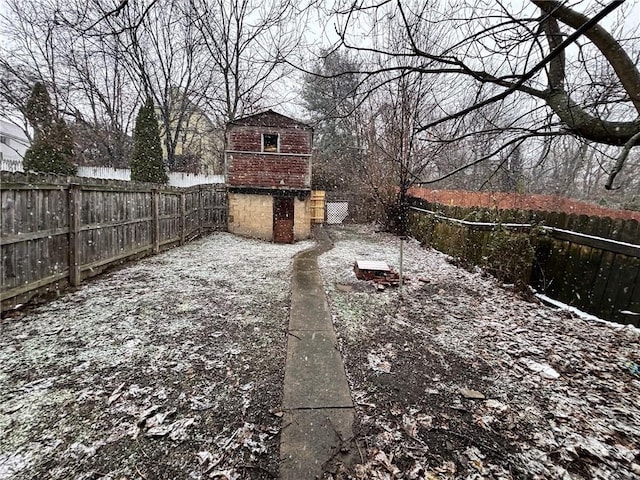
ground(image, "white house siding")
xmin=0 ymin=119 xmax=30 ymax=163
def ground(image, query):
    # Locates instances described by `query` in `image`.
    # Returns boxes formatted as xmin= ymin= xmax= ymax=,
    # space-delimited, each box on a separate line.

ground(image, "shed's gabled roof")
xmin=228 ymin=109 xmax=312 ymax=130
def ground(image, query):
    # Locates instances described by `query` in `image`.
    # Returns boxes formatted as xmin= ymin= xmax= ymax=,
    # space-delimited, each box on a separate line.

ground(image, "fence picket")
xmin=1 ymin=172 xmax=227 ymax=311
xmin=68 ymin=184 xmax=81 ymax=286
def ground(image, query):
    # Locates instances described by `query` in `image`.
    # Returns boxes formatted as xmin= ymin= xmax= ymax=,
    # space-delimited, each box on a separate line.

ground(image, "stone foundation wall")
xmin=228 ymin=192 xmax=312 ymax=242
xmin=228 ymin=192 xmax=274 ymax=241
xmin=294 ymin=197 xmax=311 ymax=240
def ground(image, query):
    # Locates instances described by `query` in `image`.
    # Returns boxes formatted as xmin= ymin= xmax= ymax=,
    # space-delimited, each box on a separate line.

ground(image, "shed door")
xmin=273 ymin=197 xmax=294 ymax=243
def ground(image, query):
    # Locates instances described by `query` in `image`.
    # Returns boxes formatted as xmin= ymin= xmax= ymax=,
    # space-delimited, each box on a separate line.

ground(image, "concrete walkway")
xmin=279 ymin=227 xmax=356 ymax=479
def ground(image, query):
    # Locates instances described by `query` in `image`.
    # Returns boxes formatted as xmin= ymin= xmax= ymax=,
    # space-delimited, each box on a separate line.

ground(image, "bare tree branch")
xmin=606 ymin=130 xmax=640 ymax=190
xmin=418 ymin=131 xmax=568 ymax=186
xmin=414 ymin=1 xmax=626 ymax=136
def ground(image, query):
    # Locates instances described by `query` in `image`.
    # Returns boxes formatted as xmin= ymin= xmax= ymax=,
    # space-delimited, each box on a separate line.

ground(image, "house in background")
xmin=0 ymin=119 xmax=29 ymax=164
xmin=225 ymin=110 xmax=313 ymax=243
xmin=157 ymin=91 xmax=224 ymax=175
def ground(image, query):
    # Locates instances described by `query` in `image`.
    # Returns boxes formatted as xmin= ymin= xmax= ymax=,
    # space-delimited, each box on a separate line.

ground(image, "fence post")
xmin=68 ymin=184 xmax=81 ymax=287
xmin=180 ymin=191 xmax=186 ymax=245
xmin=198 ymin=186 xmax=203 ymax=236
xmin=152 ymin=188 xmax=160 ymax=254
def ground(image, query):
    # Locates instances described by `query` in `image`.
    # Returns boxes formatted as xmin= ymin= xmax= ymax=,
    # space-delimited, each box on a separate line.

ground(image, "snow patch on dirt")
xmin=1 ymin=233 xmax=312 ymax=480
xmin=318 ymin=225 xmax=640 ymax=480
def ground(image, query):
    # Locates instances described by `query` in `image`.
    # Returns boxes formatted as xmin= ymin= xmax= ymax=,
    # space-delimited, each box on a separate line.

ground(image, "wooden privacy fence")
xmin=1 ymin=172 xmax=227 ymax=311
xmin=407 ymin=198 xmax=640 ymax=327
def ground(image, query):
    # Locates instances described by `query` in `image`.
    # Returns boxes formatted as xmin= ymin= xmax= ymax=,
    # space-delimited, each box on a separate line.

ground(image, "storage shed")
xmin=225 ymin=110 xmax=313 ymax=243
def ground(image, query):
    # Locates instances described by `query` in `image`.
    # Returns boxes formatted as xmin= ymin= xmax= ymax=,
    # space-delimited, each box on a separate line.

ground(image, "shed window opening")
xmin=263 ymin=133 xmax=279 ymax=152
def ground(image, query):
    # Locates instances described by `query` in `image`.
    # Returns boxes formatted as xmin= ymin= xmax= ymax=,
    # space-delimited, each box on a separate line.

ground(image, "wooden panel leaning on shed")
xmin=225 ymin=110 xmax=313 ymax=243
xmin=0 ymin=172 xmax=227 ymax=312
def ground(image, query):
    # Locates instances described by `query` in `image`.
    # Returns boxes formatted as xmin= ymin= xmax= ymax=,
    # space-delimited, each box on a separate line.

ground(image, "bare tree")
xmin=103 ymin=0 xmax=212 ymax=169
xmin=329 ymin=0 xmax=640 ymax=191
xmin=188 ymin=0 xmax=304 ymax=124
xmin=362 ymin=70 xmax=436 ymax=229
xmin=0 ymin=0 xmax=65 ymax=136
xmin=62 ymin=33 xmax=137 ymax=167
xmin=0 ymin=0 xmax=137 ymax=166
xmin=0 ymin=64 xmax=37 ymax=141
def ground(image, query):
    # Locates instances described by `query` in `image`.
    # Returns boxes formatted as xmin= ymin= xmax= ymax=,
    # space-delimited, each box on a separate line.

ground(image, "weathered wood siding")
xmin=1 ymin=172 xmax=227 ymax=311
xmin=227 ymin=152 xmax=310 ymax=189
xmin=225 ymin=111 xmax=313 ymax=191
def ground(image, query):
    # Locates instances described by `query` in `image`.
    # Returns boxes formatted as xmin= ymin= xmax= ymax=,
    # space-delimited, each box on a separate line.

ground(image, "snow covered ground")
xmin=1 ymin=225 xmax=639 ymax=480
xmin=318 ymin=225 xmax=640 ymax=480
xmin=0 ymin=233 xmax=312 ymax=480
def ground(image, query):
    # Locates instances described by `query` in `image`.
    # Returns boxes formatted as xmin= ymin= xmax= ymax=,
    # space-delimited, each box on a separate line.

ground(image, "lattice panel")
xmin=326 ymin=201 xmax=349 ymax=224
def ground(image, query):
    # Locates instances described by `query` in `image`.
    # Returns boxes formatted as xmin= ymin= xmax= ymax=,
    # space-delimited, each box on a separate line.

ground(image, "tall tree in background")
xmin=63 ymin=33 xmax=136 ymax=168
xmin=130 ymin=97 xmax=167 ymax=184
xmin=301 ymin=15 xmax=446 ymax=227
xmin=301 ymin=50 xmax=363 ymax=190
xmin=0 ymin=0 xmax=65 ymax=142
xmin=190 ymin=0 xmax=304 ymax=124
xmin=0 ymin=0 xmax=137 ymax=167
xmin=113 ymin=0 xmax=210 ymax=170
xmin=23 ymin=82 xmax=76 ymax=175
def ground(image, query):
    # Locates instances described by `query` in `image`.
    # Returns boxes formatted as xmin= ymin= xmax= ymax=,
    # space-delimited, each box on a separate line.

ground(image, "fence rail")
xmin=1 ymin=172 xmax=227 ymax=311
xmin=409 ymin=206 xmax=640 ymax=258
xmin=407 ymin=200 xmax=640 ymax=327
